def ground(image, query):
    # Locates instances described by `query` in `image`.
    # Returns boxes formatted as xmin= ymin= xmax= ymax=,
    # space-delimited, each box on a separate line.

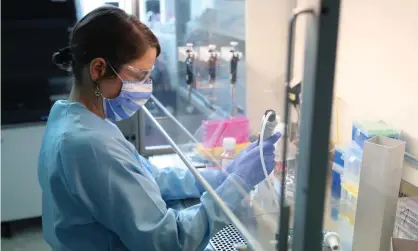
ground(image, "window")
xmin=138 ymin=0 xmax=247 ymax=153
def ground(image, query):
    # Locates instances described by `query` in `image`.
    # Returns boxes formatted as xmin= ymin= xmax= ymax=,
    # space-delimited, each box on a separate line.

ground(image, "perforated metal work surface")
xmin=210 ymin=224 xmax=247 ymax=251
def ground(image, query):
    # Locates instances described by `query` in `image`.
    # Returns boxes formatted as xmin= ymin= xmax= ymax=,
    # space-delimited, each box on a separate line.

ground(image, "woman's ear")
xmin=89 ymin=58 xmax=107 ymax=81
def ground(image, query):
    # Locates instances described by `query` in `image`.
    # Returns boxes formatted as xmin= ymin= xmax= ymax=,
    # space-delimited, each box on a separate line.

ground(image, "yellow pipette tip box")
xmin=195 ymin=143 xmax=249 ymax=159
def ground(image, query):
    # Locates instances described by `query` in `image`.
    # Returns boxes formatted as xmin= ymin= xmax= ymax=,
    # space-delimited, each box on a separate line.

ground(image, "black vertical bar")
xmin=292 ymin=1 xmax=341 ymax=251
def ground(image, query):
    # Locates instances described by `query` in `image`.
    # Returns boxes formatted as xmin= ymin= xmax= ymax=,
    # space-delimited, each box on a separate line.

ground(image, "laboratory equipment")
xmin=288 ymin=81 xmax=302 ymax=142
xmin=221 ymin=137 xmax=237 ymax=167
xmin=338 ymin=143 xmax=362 ymax=251
xmin=194 ymin=44 xmax=221 ymax=107
xmin=394 ymin=197 xmax=418 ymax=240
xmin=331 ymin=147 xmax=344 ymax=197
xmin=274 ymin=229 xmax=341 ymax=250
xmin=339 ymin=120 xmax=401 ymax=250
xmin=341 ymin=143 xmax=362 ymax=195
xmin=185 ymin=43 xmax=196 ymax=113
xmin=323 ymin=232 xmax=340 ymax=251
xmin=228 ymin=41 xmax=243 ymax=116
xmin=143 ymin=103 xmax=281 ymax=251
xmin=328 ymin=147 xmax=344 ymax=226
xmin=205 ymin=44 xmax=220 ymax=106
xmin=274 ymin=133 xmax=297 ymax=202
xmin=210 ymin=224 xmax=248 ymax=251
xmin=279 ymin=1 xmax=341 ymax=251
xmin=208 ymin=44 xmax=219 ymax=84
xmin=258 ymin=110 xmax=280 ymax=208
xmin=352 ymin=120 xmax=400 ymax=149
xmin=229 ymin=42 xmax=241 ymax=85
xmin=275 ymin=7 xmax=317 ymax=250
xmin=200 ymin=117 xmax=249 ymax=151
xmin=352 ymin=136 xmax=406 ymax=251
xmin=288 ymin=82 xmax=302 ymax=107
xmin=258 ymin=110 xmax=279 ymax=145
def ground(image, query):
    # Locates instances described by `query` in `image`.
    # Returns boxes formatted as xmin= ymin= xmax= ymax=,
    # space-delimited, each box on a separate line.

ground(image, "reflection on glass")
xmin=138 ymin=0 xmax=247 ymax=152
xmin=1 ymin=1 xmax=76 ymax=125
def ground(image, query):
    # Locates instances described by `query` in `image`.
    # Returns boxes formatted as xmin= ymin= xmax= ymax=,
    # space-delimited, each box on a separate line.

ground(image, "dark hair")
xmin=52 ymin=6 xmax=161 ymax=80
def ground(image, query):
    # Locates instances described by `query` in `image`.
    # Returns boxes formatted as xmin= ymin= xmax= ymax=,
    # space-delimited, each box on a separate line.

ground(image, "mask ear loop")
xmin=95 ymin=62 xmax=123 ymax=98
xmin=107 ymin=63 xmax=125 ymax=82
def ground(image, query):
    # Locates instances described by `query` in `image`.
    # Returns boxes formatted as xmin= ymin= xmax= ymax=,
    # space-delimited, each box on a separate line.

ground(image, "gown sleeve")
xmin=60 ymin=133 xmax=251 ymax=251
xmin=143 ymin=158 xmax=227 ymax=201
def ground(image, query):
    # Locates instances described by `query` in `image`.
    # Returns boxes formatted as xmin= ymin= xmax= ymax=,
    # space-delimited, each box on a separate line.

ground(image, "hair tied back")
xmin=52 ymin=46 xmax=73 ymax=72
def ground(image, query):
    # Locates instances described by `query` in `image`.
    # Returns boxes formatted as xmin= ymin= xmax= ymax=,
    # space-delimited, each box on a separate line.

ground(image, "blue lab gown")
xmin=38 ymin=100 xmax=250 ymax=251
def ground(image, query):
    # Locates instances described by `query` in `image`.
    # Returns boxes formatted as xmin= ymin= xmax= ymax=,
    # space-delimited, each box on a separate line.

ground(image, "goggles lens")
xmin=126 ymin=65 xmax=154 ymax=82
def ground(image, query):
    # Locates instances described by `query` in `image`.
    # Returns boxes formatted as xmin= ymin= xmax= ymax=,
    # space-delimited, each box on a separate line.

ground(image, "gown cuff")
xmin=201 ymin=173 xmax=252 ymax=212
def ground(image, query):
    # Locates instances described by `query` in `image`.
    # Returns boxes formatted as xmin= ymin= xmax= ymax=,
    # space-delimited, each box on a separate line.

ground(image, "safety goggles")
xmin=124 ymin=65 xmax=154 ymax=82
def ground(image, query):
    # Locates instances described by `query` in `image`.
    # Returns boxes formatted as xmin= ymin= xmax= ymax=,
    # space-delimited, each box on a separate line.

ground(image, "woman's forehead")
xmin=128 ymin=47 xmax=157 ymax=70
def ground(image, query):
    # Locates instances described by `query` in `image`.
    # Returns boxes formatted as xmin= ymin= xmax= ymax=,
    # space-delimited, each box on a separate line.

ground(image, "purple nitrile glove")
xmin=196 ymin=132 xmax=281 ymax=193
xmin=225 ymin=132 xmax=281 ymax=174
xmin=231 ymin=132 xmax=281 ymax=187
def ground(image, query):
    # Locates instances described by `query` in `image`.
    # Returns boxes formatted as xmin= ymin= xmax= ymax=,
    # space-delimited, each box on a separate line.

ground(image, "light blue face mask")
xmin=102 ymin=64 xmax=154 ymax=121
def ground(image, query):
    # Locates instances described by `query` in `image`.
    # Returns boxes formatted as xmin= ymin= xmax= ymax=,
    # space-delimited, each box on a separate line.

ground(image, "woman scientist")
xmin=38 ymin=6 xmax=280 ymax=251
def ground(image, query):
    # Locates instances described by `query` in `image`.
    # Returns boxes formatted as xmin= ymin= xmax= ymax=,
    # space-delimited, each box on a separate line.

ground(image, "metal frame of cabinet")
xmin=132 ymin=0 xmax=342 ymax=250
xmin=290 ymin=1 xmax=341 ymax=251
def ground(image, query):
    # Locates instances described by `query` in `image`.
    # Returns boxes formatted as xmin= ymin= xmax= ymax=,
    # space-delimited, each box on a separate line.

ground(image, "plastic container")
xmin=352 ymin=120 xmax=400 ymax=149
xmin=201 ymin=117 xmax=250 ymax=148
xmin=341 ymin=143 xmax=363 ymax=194
xmin=331 ymin=146 xmax=345 ymax=197
xmin=273 ymin=127 xmax=298 ymax=201
xmin=272 ymin=159 xmax=297 ymax=202
xmin=339 ymin=181 xmax=358 ymax=251
xmin=338 ymin=143 xmax=363 ymax=251
xmin=220 ymin=137 xmax=237 ymax=167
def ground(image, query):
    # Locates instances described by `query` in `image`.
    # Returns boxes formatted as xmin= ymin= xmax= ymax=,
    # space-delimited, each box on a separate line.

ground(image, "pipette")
xmin=258 ymin=110 xmax=280 ymax=208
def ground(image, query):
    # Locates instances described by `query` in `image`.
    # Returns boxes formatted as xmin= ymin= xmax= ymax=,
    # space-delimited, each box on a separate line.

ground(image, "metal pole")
xmin=292 ymin=1 xmax=341 ymax=251
xmin=150 ymin=95 xmax=200 ymax=144
xmin=278 ymin=8 xmax=314 ymax=251
xmin=141 ymin=106 xmax=265 ymax=251
xmin=150 ymin=95 xmax=226 ymax=167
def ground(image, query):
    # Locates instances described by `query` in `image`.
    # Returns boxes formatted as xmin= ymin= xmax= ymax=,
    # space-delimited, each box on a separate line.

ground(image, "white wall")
xmin=333 ymin=0 xmax=418 ymax=156
xmin=280 ymin=0 xmax=418 ymax=158
xmin=246 ymin=0 xmax=418 ymax=158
